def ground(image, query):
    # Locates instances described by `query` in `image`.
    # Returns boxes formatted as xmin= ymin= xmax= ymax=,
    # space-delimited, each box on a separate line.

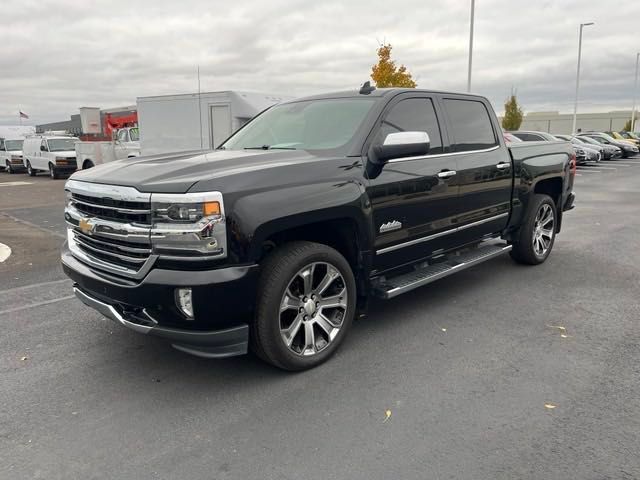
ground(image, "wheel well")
xmin=261 ymin=218 xmax=361 ymax=272
xmin=534 ymin=177 xmax=562 ymax=208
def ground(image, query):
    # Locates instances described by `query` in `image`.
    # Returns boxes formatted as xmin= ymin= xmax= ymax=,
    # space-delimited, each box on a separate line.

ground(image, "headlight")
xmin=150 ymin=191 xmax=227 ymax=260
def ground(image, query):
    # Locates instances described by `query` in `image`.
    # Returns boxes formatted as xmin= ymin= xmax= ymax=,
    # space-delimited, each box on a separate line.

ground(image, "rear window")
xmin=443 ymin=99 xmax=497 ymax=152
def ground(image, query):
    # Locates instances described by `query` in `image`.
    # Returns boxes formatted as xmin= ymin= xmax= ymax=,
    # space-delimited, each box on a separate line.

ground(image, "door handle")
xmin=496 ymin=162 xmax=511 ymax=170
xmin=437 ymin=170 xmax=457 ymax=179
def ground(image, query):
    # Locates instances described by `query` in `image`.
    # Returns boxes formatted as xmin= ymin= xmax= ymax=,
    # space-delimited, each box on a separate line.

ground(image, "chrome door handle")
xmin=496 ymin=162 xmax=511 ymax=170
xmin=437 ymin=170 xmax=457 ymax=179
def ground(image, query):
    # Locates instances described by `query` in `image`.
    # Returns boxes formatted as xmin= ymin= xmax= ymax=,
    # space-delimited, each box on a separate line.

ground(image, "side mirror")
xmin=373 ymin=131 xmax=430 ymax=164
xmin=40 ymin=145 xmax=47 ymax=152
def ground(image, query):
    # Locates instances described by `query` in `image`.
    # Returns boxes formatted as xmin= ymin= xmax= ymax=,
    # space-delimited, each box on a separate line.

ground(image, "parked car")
xmin=617 ymin=131 xmax=640 ymax=146
xmin=503 ymin=132 xmax=522 ymax=143
xmin=0 ymin=138 xmax=26 ymax=173
xmin=555 ymin=134 xmax=601 ymax=163
xmin=509 ymin=130 xmax=559 ymax=142
xmin=605 ymin=131 xmax=640 ymax=148
xmin=581 ymin=132 xmax=639 ymax=158
xmin=62 ymin=87 xmax=576 ymax=370
xmin=575 ymin=135 xmax=622 ymax=160
xmin=22 ymin=134 xmax=79 ymax=179
xmin=511 ymin=131 xmax=586 ymax=164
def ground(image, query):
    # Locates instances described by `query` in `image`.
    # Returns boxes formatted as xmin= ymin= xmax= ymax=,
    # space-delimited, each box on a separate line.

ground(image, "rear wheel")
xmin=510 ymin=194 xmax=557 ymax=265
xmin=252 ymin=241 xmax=356 ymax=371
xmin=26 ymin=160 xmax=36 ymax=176
xmin=83 ymin=160 xmax=94 ymax=169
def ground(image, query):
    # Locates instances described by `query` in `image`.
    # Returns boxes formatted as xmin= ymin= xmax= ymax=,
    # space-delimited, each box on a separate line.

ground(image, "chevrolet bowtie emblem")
xmin=79 ymin=218 xmax=94 ymax=235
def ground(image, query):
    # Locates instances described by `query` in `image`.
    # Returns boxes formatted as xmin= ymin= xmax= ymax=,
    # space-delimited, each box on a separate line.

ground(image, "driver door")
xmin=366 ymin=94 xmax=461 ymax=273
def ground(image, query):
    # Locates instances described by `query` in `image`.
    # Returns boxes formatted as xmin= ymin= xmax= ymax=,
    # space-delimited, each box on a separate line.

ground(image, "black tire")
xmin=26 ymin=160 xmax=36 ymax=176
xmin=510 ymin=194 xmax=557 ymax=265
xmin=6 ymin=161 xmax=14 ymax=174
xmin=252 ymin=241 xmax=357 ymax=371
xmin=49 ymin=163 xmax=60 ymax=180
xmin=83 ymin=160 xmax=94 ymax=169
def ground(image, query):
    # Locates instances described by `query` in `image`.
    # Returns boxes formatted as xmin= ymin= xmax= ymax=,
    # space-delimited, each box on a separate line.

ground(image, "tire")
xmin=83 ymin=160 xmax=94 ymax=169
xmin=252 ymin=241 xmax=357 ymax=371
xmin=26 ymin=160 xmax=36 ymax=176
xmin=6 ymin=161 xmax=14 ymax=174
xmin=510 ymin=194 xmax=557 ymax=265
xmin=49 ymin=163 xmax=60 ymax=180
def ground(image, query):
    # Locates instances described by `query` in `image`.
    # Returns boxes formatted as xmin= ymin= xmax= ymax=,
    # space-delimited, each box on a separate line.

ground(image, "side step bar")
xmin=374 ymin=243 xmax=512 ymax=299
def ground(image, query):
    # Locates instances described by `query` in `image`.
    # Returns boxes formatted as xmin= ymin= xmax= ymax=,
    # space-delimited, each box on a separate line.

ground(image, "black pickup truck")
xmin=62 ymin=87 xmax=576 ymax=370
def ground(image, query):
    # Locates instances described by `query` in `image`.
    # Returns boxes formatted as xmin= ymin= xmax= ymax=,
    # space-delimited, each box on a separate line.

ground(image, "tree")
xmin=502 ymin=94 xmax=524 ymax=130
xmin=623 ymin=115 xmax=637 ymax=132
xmin=371 ymin=43 xmax=417 ymax=88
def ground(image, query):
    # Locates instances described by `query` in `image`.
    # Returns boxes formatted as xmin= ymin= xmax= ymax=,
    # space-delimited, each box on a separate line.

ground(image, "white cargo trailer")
xmin=136 ymin=91 xmax=291 ymax=155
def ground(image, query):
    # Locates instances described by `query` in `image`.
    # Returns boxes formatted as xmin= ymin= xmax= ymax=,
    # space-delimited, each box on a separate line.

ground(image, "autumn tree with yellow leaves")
xmin=371 ymin=43 xmax=417 ymax=88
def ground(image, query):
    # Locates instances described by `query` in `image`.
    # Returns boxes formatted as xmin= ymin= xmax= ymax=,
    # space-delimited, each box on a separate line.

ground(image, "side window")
xmin=444 ymin=99 xmax=497 ymax=152
xmin=376 ymin=98 xmax=443 ymax=155
xmin=0 ymin=140 xmax=5 ymax=151
xmin=41 ymin=139 xmax=48 ymax=151
xmin=117 ymin=130 xmax=128 ymax=142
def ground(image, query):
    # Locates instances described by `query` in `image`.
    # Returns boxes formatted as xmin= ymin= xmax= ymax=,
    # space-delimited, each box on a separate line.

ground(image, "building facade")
xmin=36 ymin=106 xmax=136 ymax=134
xmin=517 ymin=110 xmax=635 ymax=134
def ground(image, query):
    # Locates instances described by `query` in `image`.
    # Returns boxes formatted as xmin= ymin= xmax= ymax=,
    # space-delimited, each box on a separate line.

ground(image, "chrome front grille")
xmin=71 ymin=192 xmax=151 ymax=224
xmin=65 ymin=180 xmax=155 ymax=279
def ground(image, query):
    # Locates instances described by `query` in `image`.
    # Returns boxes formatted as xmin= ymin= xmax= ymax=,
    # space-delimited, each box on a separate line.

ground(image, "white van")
xmin=0 ymin=138 xmax=26 ymax=174
xmin=22 ymin=134 xmax=79 ymax=179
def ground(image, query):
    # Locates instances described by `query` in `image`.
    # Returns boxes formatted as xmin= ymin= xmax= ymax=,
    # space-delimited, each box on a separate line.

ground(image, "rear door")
xmin=440 ymin=97 xmax=512 ymax=242
xmin=367 ymin=93 xmax=460 ymax=273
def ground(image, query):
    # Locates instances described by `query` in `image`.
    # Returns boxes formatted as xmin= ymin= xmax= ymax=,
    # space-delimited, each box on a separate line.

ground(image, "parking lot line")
xmin=576 ymin=169 xmax=602 ymax=173
xmin=0 ymin=278 xmax=70 ymax=295
xmin=0 ymin=295 xmax=75 ymax=316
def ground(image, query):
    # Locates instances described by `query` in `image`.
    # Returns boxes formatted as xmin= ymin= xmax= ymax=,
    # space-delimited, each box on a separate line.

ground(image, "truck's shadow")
xmin=83 ymin=254 xmax=518 ymax=393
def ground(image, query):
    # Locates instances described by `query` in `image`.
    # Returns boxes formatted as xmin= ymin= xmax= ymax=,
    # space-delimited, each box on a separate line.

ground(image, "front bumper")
xmin=62 ymin=246 xmax=258 ymax=358
xmin=74 ymin=286 xmax=249 ymax=357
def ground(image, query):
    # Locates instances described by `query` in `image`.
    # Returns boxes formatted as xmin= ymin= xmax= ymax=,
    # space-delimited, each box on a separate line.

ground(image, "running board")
xmin=374 ymin=243 xmax=512 ymax=299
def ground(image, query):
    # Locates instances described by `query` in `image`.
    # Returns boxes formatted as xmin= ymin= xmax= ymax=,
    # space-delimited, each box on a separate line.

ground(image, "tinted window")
xmin=444 ymin=99 xmax=497 ymax=152
xmin=376 ymin=98 xmax=443 ymax=154
xmin=513 ymin=132 xmax=544 ymax=142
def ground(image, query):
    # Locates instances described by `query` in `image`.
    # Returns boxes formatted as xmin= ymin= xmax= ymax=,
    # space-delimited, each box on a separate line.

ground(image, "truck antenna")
xmin=359 ymin=81 xmax=376 ymax=95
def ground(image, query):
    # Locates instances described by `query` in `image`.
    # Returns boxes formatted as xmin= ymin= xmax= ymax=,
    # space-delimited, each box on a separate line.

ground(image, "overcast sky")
xmin=2 ymin=0 xmax=639 ymax=126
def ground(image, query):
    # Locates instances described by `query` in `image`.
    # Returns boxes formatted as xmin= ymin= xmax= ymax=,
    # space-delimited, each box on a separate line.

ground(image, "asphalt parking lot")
xmin=1 ymin=159 xmax=639 ymax=480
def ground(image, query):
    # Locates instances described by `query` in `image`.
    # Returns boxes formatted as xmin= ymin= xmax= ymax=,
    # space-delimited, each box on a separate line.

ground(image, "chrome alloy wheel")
xmin=532 ymin=203 xmax=554 ymax=256
xmin=279 ymin=262 xmax=348 ymax=356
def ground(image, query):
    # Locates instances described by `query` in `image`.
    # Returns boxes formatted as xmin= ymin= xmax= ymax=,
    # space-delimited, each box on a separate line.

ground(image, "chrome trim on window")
xmin=387 ymin=145 xmax=500 ymax=164
xmin=376 ymin=212 xmax=509 ymax=255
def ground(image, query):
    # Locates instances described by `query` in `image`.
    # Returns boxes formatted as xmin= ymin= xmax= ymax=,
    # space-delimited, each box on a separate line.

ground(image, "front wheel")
xmin=6 ymin=161 xmax=14 ymax=174
xmin=510 ymin=194 xmax=557 ymax=265
xmin=49 ymin=163 xmax=60 ymax=180
xmin=252 ymin=241 xmax=357 ymax=371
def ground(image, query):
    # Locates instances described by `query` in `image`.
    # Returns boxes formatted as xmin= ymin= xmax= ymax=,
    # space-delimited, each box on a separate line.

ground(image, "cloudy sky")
xmin=2 ymin=0 xmax=639 ymax=126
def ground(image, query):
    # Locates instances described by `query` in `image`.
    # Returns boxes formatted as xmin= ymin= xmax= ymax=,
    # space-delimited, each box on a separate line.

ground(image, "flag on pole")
xmin=19 ymin=111 xmax=29 ymax=119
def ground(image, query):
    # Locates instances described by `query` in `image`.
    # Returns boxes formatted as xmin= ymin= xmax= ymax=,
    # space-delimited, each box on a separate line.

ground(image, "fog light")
xmin=175 ymin=288 xmax=194 ymax=319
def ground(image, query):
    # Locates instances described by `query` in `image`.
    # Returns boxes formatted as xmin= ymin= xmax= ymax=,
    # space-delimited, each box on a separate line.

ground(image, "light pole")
xmin=571 ymin=22 xmax=594 ymax=134
xmin=467 ymin=0 xmax=475 ymax=92
xmin=631 ymin=52 xmax=639 ymax=132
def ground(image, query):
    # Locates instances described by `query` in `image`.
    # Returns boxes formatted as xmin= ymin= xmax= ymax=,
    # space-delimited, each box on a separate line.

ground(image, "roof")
xmin=282 ymin=87 xmax=488 ymax=104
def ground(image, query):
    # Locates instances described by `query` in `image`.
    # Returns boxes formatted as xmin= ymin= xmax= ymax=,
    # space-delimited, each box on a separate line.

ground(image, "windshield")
xmin=5 ymin=140 xmax=24 ymax=150
xmin=577 ymin=136 xmax=600 ymax=146
xmin=48 ymin=138 xmax=77 ymax=152
xmin=129 ymin=128 xmax=139 ymax=141
xmin=221 ymin=98 xmax=377 ymax=152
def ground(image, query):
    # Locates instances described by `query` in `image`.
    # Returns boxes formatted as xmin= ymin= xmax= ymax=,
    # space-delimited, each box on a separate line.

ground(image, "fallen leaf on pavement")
xmin=383 ymin=409 xmax=392 ymax=422
xmin=544 ymin=403 xmax=557 ymax=409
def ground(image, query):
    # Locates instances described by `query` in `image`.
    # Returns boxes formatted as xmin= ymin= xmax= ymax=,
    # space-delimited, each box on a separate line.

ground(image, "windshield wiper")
xmin=244 ymin=145 xmax=296 ymax=150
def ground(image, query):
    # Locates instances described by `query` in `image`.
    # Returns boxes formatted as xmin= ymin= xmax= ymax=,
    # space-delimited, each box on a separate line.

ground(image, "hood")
xmin=52 ymin=150 xmax=77 ymax=157
xmin=9 ymin=150 xmax=23 ymax=156
xmin=68 ymin=149 xmax=355 ymax=193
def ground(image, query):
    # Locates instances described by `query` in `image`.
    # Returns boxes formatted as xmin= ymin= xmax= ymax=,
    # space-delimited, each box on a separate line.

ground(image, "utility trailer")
xmin=136 ymin=90 xmax=291 ymax=155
